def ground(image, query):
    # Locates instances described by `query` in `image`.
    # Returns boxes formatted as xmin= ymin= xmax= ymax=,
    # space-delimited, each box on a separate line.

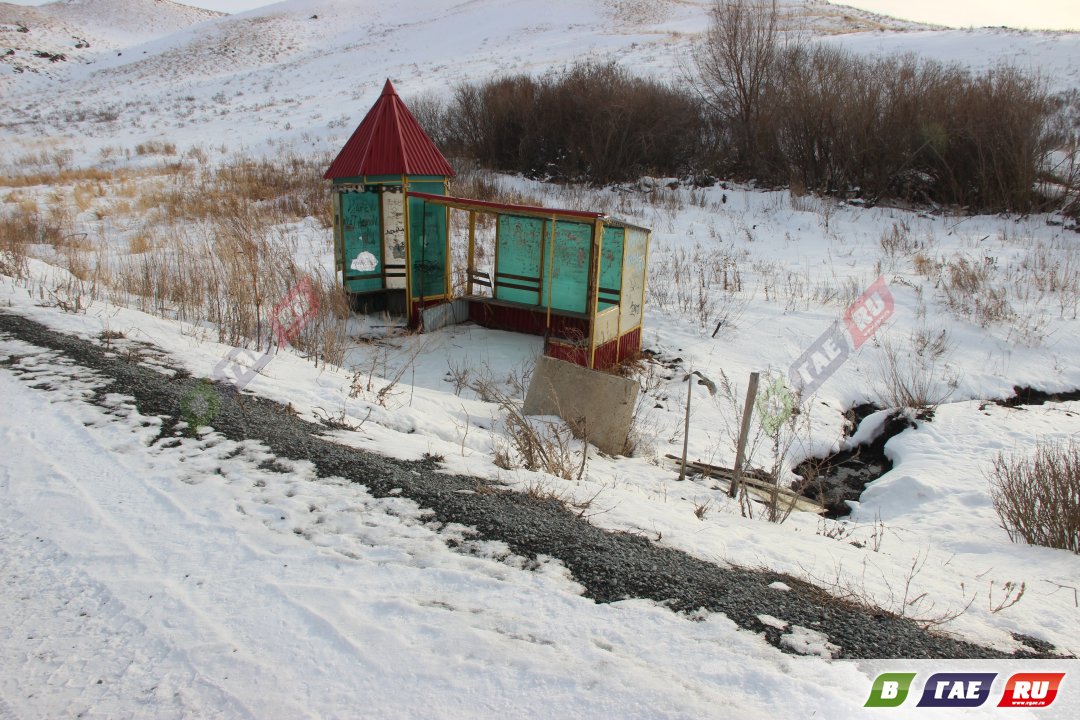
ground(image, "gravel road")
xmin=0 ymin=310 xmax=1063 ymax=660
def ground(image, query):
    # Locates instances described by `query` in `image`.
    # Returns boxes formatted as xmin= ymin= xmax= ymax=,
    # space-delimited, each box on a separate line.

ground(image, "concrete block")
xmin=523 ymin=355 xmax=639 ymax=456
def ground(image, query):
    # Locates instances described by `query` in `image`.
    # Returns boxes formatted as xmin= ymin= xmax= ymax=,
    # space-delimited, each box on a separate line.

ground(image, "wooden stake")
xmin=679 ymin=373 xmax=693 ymax=482
xmin=728 ymin=371 xmax=760 ymax=498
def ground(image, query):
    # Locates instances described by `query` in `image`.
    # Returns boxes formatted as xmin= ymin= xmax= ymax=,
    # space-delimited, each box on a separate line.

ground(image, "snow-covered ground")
xmin=2 ymin=0 xmax=1080 ymax=717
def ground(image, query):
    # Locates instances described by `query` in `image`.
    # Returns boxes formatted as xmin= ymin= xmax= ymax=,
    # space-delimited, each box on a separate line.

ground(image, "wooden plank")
xmin=663 ymin=454 xmax=823 ymax=515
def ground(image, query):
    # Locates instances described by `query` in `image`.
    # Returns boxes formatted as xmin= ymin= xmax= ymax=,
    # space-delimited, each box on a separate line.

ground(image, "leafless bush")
xmin=871 ymin=331 xmax=957 ymax=411
xmin=800 ymin=549 xmax=977 ymax=629
xmin=990 ymin=440 xmax=1080 ymax=554
xmin=350 ymin=336 xmax=428 ymax=407
xmin=694 ymin=0 xmax=782 ymax=176
xmin=435 ymin=61 xmax=710 ymax=184
xmin=0 ymin=208 xmax=37 ymax=280
xmin=693 ymin=1 xmax=1056 ymax=211
xmin=135 ymin=141 xmax=177 ymax=157
xmin=445 ymin=358 xmax=472 ymax=396
xmin=474 ymin=379 xmax=586 ymax=481
xmin=1045 ymin=90 xmax=1080 ymax=221
xmin=879 ymin=221 xmax=916 ymax=259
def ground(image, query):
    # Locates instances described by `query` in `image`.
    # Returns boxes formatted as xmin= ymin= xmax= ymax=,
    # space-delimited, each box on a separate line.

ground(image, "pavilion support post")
xmin=467 ymin=211 xmax=476 ymax=296
xmin=587 ymin=218 xmax=604 ymax=369
xmin=546 ymin=216 xmax=556 ymax=330
xmin=402 ymin=176 xmax=413 ymax=325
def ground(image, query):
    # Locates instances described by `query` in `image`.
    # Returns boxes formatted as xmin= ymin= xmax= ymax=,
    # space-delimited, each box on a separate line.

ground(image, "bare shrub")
xmin=871 ymin=330 xmax=957 ymax=412
xmin=691 ymin=1 xmax=1055 ymax=211
xmin=474 ymin=379 xmax=586 ymax=482
xmin=0 ymin=208 xmax=37 ymax=280
xmin=912 ymin=252 xmax=939 ymax=277
xmin=990 ymin=440 xmax=1080 ymax=554
xmin=445 ymin=358 xmax=472 ymax=396
xmin=694 ymin=0 xmax=782 ymax=176
xmin=135 ymin=141 xmax=177 ymax=157
xmin=439 ymin=61 xmax=710 ymax=184
xmin=800 ymin=548 xmax=977 ymax=629
xmin=348 ymin=335 xmax=428 ymax=407
xmin=879 ymin=221 xmax=915 ymax=259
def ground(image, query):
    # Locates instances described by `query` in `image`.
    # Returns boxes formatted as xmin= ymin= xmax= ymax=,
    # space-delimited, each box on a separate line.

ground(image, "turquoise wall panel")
xmin=496 ymin=215 xmax=544 ymax=306
xmin=544 ymin=221 xmax=591 ymax=314
xmin=408 ymin=197 xmax=447 ymax=298
xmin=341 ymin=190 xmax=382 ymax=293
xmin=599 ymin=226 xmax=624 ymax=310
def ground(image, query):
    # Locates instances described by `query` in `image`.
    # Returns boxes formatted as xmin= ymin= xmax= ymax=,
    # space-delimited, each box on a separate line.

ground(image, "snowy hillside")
xmin=36 ymin=0 xmax=222 ymax=44
xmin=2 ymin=0 xmax=1080 ymax=717
xmin=2 ymin=0 xmax=1077 ymax=158
xmin=0 ymin=0 xmax=220 ymax=83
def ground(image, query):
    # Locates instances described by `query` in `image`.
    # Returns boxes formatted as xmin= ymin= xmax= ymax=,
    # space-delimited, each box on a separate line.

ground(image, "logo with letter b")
xmin=866 ymin=673 xmax=917 ymax=708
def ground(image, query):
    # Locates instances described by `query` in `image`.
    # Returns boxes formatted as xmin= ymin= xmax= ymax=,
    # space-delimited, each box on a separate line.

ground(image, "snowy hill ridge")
xmin=0 ymin=0 xmax=220 ymax=84
xmin=3 ymin=0 xmax=1076 ymax=159
xmin=37 ymin=0 xmax=223 ymax=44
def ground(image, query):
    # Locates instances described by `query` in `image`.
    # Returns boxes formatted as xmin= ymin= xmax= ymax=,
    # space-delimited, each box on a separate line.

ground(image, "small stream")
xmin=795 ymin=387 xmax=1080 ymax=518
xmin=792 ymin=404 xmax=913 ymax=519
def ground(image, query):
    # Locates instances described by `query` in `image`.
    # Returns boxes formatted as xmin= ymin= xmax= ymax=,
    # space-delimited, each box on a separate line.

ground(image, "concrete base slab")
xmin=523 ymin=355 xmax=639 ymax=456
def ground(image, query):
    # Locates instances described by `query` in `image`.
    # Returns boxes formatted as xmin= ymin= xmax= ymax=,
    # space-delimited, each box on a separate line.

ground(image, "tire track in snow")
xmin=0 ymin=367 xmax=267 ymax=720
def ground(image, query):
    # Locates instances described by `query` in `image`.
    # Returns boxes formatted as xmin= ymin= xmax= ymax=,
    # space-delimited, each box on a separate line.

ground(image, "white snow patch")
xmin=780 ymin=626 xmax=842 ymax=659
xmin=757 ymin=614 xmax=790 ymax=630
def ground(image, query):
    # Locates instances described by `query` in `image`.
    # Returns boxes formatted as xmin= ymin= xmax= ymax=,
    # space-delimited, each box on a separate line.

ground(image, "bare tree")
xmin=694 ymin=0 xmax=782 ymax=174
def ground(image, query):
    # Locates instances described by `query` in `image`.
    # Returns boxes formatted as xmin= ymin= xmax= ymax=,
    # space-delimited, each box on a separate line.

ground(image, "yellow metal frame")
xmin=401 ymin=175 xmax=413 ymax=322
xmin=587 ymin=218 xmax=604 ymax=368
xmin=545 ymin=216 xmax=556 ymax=330
xmin=466 ymin=211 xmax=477 ymax=296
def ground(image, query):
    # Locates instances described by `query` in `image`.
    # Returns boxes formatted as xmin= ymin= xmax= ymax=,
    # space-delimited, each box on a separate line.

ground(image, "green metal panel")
xmin=408 ymin=197 xmax=448 ymax=298
xmin=342 ymin=189 xmax=383 ymax=294
xmin=599 ymin=226 xmax=624 ymax=310
xmin=543 ymin=221 xmax=591 ymax=314
xmin=496 ymin=215 xmax=544 ymax=306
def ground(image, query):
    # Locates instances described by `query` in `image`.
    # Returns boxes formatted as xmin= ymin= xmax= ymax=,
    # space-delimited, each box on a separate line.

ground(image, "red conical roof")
xmin=324 ymin=79 xmax=455 ymax=179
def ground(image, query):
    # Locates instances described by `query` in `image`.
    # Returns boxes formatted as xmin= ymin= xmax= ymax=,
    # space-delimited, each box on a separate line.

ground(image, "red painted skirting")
xmin=467 ymin=299 xmax=642 ymax=371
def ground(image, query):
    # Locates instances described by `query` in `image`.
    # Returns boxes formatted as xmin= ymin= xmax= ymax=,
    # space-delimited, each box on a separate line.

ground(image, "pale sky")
xmin=4 ymin=1 xmax=1079 ymax=31
xmin=841 ymin=0 xmax=1078 ymax=31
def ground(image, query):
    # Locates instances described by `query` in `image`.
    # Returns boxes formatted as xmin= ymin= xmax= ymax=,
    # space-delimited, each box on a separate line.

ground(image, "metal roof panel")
xmin=324 ymin=79 xmax=455 ymax=179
